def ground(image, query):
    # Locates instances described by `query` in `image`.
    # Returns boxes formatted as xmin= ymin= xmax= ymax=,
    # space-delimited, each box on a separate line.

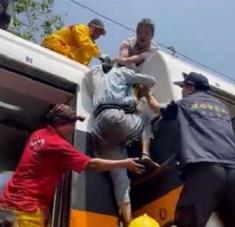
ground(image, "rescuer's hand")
xmin=124 ymin=158 xmax=145 ymax=175
xmin=141 ymin=85 xmax=151 ymax=99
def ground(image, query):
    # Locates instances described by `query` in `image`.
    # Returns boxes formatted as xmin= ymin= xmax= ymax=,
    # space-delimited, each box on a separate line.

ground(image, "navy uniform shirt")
xmin=161 ymin=91 xmax=235 ymax=168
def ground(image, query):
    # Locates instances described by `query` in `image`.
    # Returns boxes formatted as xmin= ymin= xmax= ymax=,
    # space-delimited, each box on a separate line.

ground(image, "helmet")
xmin=129 ymin=214 xmax=160 ymax=227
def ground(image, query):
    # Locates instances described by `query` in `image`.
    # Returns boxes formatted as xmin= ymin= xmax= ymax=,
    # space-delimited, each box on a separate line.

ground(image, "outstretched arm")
xmin=118 ymin=41 xmax=147 ymax=67
xmin=144 ymin=92 xmax=162 ymax=116
xmin=143 ymin=87 xmax=178 ymax=120
xmin=71 ymin=24 xmax=100 ymax=57
xmin=86 ymin=158 xmax=145 ymax=174
xmin=118 ymin=52 xmax=150 ymax=66
xmin=57 ymin=143 xmax=145 ymax=175
xmin=119 ymin=41 xmax=130 ymax=58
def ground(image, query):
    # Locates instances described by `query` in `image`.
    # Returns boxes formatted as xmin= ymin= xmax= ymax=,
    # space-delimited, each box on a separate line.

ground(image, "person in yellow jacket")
xmin=42 ymin=18 xmax=106 ymax=65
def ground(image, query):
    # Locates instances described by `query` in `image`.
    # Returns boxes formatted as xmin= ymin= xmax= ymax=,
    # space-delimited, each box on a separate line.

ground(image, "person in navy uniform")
xmin=143 ymin=72 xmax=235 ymax=227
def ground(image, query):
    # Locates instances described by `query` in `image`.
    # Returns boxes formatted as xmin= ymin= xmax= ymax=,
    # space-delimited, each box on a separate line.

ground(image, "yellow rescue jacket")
xmin=42 ymin=24 xmax=100 ymax=65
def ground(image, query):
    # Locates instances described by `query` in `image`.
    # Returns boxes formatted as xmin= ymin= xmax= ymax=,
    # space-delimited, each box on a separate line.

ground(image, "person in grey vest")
xmin=143 ymin=72 xmax=235 ymax=227
xmin=0 ymin=0 xmax=10 ymax=29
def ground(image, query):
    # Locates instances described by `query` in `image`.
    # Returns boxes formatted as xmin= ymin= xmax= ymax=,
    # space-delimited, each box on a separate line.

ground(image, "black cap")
xmin=46 ymin=104 xmax=85 ymax=126
xmin=174 ymin=72 xmax=210 ymax=91
xmin=88 ymin=18 xmax=106 ymax=35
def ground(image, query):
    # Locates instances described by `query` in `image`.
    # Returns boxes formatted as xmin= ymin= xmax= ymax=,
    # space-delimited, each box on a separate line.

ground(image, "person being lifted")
xmin=42 ymin=18 xmax=106 ymax=65
xmin=85 ymin=62 xmax=156 ymax=226
xmin=90 ymin=63 xmax=156 ymax=154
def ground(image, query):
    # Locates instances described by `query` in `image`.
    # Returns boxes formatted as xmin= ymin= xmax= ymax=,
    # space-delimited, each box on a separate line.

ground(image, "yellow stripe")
xmin=133 ymin=186 xmax=182 ymax=226
xmin=70 ymin=209 xmax=118 ymax=227
xmin=13 ymin=209 xmax=45 ymax=227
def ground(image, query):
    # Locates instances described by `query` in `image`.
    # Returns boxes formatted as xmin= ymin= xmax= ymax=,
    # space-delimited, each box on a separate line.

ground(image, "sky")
xmin=54 ymin=0 xmax=235 ymax=79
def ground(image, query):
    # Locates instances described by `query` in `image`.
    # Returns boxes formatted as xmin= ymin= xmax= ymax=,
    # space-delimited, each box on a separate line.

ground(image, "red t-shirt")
xmin=0 ymin=126 xmax=91 ymax=212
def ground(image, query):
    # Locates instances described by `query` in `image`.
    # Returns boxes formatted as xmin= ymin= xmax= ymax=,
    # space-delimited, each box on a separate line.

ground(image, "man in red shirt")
xmin=0 ymin=104 xmax=144 ymax=227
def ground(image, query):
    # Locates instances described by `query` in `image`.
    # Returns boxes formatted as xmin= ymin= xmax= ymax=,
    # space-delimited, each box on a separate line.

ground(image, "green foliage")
xmin=11 ymin=0 xmax=64 ymax=42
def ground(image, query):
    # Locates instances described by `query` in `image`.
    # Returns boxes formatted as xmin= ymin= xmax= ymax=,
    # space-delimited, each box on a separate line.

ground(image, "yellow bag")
xmin=129 ymin=214 xmax=160 ymax=227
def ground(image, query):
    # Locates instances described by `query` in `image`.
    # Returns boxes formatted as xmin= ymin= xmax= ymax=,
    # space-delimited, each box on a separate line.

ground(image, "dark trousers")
xmin=174 ymin=163 xmax=235 ymax=227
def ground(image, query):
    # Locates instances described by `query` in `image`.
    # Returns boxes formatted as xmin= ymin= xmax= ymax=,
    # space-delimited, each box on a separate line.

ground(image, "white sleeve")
xmin=121 ymin=67 xmax=156 ymax=88
xmin=84 ymin=65 xmax=102 ymax=96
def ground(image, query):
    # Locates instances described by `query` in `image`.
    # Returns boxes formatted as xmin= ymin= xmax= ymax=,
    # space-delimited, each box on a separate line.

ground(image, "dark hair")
xmin=45 ymin=104 xmax=75 ymax=126
xmin=0 ymin=13 xmax=11 ymax=29
xmin=0 ymin=210 xmax=17 ymax=227
xmin=136 ymin=18 xmax=155 ymax=37
xmin=45 ymin=104 xmax=85 ymax=127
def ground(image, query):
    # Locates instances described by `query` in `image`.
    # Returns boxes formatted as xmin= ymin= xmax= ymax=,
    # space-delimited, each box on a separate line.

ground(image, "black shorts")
xmin=174 ymin=163 xmax=235 ymax=227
